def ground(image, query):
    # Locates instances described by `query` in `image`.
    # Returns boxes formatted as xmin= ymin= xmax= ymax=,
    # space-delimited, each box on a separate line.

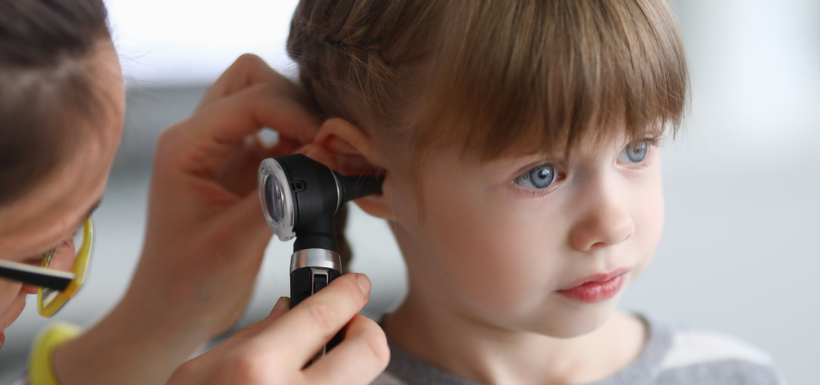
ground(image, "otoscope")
xmin=257 ymin=153 xmax=383 ymax=358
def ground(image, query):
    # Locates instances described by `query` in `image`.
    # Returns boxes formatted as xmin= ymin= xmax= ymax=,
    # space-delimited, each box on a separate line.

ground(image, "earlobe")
xmin=308 ymin=118 xmax=395 ymax=220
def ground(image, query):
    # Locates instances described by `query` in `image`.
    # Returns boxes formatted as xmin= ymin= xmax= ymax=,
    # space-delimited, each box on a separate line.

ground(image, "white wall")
xmin=106 ymin=0 xmax=301 ymax=85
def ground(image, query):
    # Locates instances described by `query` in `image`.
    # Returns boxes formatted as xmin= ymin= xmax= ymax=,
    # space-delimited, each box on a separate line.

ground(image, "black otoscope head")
xmin=258 ymin=154 xmax=384 ymax=252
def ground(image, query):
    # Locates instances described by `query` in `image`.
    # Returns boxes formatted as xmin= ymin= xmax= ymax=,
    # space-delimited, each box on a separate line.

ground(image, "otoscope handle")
xmin=290 ymin=266 xmax=343 ymax=307
xmin=290 ymin=267 xmax=343 ymax=359
xmin=289 ymin=249 xmax=343 ymax=362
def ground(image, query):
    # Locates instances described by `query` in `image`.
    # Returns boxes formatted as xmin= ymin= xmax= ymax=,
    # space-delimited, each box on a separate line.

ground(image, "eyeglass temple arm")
xmin=0 ymin=263 xmax=72 ymax=291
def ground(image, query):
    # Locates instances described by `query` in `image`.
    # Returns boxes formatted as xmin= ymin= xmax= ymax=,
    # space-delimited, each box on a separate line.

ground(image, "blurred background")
xmin=1 ymin=0 xmax=818 ymax=383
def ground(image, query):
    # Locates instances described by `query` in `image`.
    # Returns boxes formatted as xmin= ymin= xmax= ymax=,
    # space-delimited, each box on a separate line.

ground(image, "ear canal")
xmin=335 ymin=172 xmax=384 ymax=204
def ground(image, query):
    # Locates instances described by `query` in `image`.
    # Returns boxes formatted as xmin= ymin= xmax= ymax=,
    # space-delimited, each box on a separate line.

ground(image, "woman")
xmin=0 ymin=0 xmax=388 ymax=384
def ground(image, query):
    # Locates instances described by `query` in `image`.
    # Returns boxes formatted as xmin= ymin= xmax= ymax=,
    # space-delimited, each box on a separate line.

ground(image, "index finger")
xmin=193 ymin=82 xmax=319 ymax=145
xmin=199 ymin=54 xmax=298 ymax=109
xmin=167 ymin=84 xmax=320 ymax=179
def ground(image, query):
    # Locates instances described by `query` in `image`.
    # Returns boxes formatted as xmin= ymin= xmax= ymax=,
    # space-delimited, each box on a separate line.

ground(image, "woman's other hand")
xmin=168 ymin=274 xmax=389 ymax=385
xmin=133 ymin=53 xmax=319 ymax=338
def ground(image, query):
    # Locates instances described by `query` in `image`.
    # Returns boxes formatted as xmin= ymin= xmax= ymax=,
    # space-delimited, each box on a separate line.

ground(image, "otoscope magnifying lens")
xmin=266 ymin=176 xmax=284 ymax=222
xmin=258 ymin=158 xmax=296 ymax=241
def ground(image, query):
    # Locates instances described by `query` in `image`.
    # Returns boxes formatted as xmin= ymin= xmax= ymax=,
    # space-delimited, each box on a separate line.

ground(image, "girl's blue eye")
xmin=514 ymin=164 xmax=556 ymax=190
xmin=619 ymin=140 xmax=648 ymax=163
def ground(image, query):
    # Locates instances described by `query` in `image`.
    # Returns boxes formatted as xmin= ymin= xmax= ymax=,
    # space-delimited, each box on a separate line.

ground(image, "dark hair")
xmin=0 ymin=0 xmax=111 ymax=206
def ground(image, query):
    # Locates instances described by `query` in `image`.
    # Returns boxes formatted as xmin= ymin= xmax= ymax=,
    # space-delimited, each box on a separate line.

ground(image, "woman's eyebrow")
xmin=17 ymin=197 xmax=104 ymax=261
xmin=86 ymin=197 xmax=103 ymax=219
xmin=65 ymin=197 xmax=102 ymax=236
xmin=74 ymin=197 xmax=103 ymax=229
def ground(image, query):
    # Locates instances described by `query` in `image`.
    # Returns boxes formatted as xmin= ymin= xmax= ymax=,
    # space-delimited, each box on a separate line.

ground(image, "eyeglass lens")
xmin=40 ymin=225 xmax=84 ymax=307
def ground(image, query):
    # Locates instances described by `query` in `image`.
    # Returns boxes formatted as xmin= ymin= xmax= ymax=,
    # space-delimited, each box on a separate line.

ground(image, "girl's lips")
xmin=555 ymin=269 xmax=629 ymax=303
xmin=0 ymin=331 xmax=5 ymax=349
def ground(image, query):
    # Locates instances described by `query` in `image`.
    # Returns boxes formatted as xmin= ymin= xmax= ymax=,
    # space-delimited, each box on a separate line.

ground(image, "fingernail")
xmin=355 ymin=273 xmax=371 ymax=296
xmin=274 ymin=296 xmax=290 ymax=310
xmin=269 ymin=296 xmax=290 ymax=318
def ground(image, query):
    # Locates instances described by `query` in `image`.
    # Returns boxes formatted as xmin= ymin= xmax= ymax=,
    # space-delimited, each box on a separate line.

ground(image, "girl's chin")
xmin=530 ymin=303 xmax=621 ymax=339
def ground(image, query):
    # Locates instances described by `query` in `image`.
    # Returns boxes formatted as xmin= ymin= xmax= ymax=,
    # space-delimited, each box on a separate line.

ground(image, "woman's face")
xmin=0 ymin=39 xmax=124 ymax=347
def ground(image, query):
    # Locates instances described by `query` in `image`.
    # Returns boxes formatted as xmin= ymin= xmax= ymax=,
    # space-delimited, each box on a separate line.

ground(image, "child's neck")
xmin=383 ymin=294 xmax=647 ymax=385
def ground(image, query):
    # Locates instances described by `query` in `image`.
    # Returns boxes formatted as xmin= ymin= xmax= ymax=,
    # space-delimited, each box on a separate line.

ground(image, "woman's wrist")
xmin=51 ymin=290 xmax=210 ymax=385
xmin=29 ymin=323 xmax=81 ymax=385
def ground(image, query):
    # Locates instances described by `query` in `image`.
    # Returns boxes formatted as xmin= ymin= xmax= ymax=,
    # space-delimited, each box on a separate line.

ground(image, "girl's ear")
xmin=302 ymin=118 xmax=393 ymax=220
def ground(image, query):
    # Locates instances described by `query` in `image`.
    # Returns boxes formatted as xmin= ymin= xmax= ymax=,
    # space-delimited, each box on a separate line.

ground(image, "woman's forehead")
xmin=0 ymin=196 xmax=103 ymax=260
xmin=0 ymin=141 xmax=110 ymax=260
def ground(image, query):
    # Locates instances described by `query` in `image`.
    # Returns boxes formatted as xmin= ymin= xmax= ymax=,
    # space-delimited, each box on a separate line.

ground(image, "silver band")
xmin=290 ymin=248 xmax=342 ymax=273
xmin=330 ymin=170 xmax=341 ymax=213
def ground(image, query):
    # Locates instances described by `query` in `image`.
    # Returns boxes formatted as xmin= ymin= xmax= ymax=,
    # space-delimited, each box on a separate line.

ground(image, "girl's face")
xmin=387 ymin=130 xmax=664 ymax=337
xmin=0 ymin=39 xmax=124 ymax=346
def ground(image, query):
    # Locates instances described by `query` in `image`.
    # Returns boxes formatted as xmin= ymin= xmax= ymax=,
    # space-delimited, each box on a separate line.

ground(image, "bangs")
xmin=412 ymin=0 xmax=689 ymax=160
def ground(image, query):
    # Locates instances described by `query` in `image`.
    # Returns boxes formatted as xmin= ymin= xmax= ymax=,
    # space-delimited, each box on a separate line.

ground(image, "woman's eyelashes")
xmin=513 ymin=164 xmax=562 ymax=195
xmin=20 ymin=231 xmax=76 ymax=266
xmin=22 ymin=249 xmax=52 ymax=267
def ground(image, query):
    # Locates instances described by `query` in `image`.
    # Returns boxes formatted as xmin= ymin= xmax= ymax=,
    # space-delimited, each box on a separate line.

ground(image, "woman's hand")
xmin=132 ymin=53 xmax=319 ymax=339
xmin=52 ymin=54 xmax=324 ymax=385
xmin=168 ymin=274 xmax=389 ymax=385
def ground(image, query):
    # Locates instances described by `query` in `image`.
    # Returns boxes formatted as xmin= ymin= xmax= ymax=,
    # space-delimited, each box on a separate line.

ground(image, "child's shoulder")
xmin=655 ymin=317 xmax=785 ymax=385
xmin=371 ymin=315 xmax=786 ymax=385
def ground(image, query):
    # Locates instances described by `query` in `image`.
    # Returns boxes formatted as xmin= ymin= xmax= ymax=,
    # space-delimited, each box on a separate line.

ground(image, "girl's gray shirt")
xmin=372 ymin=315 xmax=785 ymax=385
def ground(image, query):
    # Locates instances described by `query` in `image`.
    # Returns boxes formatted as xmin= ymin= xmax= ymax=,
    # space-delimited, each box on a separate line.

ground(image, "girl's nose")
xmin=568 ymin=181 xmax=635 ymax=252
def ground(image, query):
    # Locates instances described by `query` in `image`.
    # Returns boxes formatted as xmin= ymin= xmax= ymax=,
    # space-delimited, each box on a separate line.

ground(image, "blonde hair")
xmin=288 ymin=0 xmax=688 ymax=162
xmin=287 ymin=0 xmax=689 ymax=268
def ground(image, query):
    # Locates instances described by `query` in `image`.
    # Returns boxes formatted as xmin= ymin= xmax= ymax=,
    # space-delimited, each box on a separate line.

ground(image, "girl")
xmin=0 ymin=0 xmax=387 ymax=384
xmin=285 ymin=0 xmax=786 ymax=384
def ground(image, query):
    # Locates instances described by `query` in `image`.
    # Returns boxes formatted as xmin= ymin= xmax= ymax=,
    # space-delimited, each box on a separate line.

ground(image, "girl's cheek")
xmin=433 ymin=204 xmax=560 ymax=310
xmin=629 ymin=167 xmax=665 ymax=273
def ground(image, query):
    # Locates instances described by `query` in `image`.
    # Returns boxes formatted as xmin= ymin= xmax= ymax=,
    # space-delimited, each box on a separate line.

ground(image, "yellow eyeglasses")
xmin=0 ymin=217 xmax=93 ymax=317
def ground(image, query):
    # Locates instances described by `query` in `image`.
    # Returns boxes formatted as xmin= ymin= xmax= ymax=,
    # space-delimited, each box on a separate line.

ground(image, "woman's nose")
xmin=21 ymin=284 xmax=39 ymax=295
xmin=48 ymin=239 xmax=76 ymax=273
xmin=568 ymin=180 xmax=635 ymax=252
